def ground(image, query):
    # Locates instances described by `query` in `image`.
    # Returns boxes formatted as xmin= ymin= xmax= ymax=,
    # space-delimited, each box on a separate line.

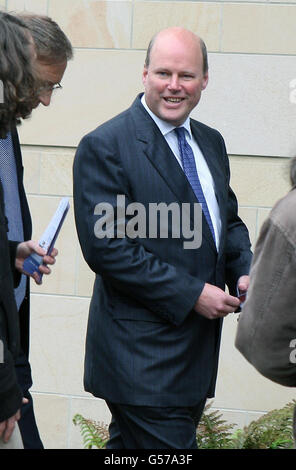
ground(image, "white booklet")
xmin=23 ymin=197 xmax=70 ymax=283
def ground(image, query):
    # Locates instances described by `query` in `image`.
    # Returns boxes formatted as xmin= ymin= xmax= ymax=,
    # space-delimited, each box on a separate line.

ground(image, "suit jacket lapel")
xmin=132 ymin=97 xmax=194 ymax=204
xmin=190 ymin=121 xmax=224 ymax=209
xmin=130 ymin=96 xmax=217 ymax=252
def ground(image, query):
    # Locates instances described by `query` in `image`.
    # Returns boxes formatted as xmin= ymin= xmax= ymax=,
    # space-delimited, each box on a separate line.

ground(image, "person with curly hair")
xmin=0 ymin=11 xmax=57 ymax=449
xmin=0 ymin=12 xmax=36 ymax=138
xmin=3 ymin=13 xmax=72 ymax=449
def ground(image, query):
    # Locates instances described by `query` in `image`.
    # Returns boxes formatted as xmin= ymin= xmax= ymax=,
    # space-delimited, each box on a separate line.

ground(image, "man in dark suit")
xmin=73 ymin=27 xmax=252 ymax=449
xmin=0 ymin=13 xmax=72 ymax=449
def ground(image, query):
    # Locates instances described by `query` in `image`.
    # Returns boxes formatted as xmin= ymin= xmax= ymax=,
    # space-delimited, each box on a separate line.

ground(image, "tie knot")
xmin=174 ymin=127 xmax=186 ymax=140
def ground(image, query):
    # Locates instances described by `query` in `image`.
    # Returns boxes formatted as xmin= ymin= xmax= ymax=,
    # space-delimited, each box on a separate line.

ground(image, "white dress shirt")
xmin=141 ymin=95 xmax=222 ymax=249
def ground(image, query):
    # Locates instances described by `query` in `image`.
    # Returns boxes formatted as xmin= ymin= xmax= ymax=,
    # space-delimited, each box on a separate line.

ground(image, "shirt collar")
xmin=141 ymin=94 xmax=192 ymax=139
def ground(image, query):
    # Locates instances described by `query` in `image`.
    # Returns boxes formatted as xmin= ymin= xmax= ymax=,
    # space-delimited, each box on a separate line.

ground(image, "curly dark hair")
xmin=0 ymin=12 xmax=36 ymax=138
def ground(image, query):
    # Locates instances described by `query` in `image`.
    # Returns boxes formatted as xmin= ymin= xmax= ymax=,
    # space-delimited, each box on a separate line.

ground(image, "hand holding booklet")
xmin=23 ymin=197 xmax=70 ymax=284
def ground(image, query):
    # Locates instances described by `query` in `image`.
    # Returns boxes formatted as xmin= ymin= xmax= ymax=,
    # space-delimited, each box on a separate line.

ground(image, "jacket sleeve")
xmin=0 ymin=366 xmax=22 ymax=422
xmin=235 ymin=216 xmax=296 ymax=387
xmin=0 ymin=181 xmax=22 ymax=420
xmin=220 ymin=135 xmax=252 ymax=294
xmin=0 ymin=321 xmax=22 ymax=421
xmin=9 ymin=240 xmax=22 ymax=288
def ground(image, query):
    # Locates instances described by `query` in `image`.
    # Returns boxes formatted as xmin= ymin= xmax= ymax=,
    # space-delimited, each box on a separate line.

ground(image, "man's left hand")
xmin=15 ymin=240 xmax=58 ymax=284
xmin=237 ymin=275 xmax=250 ymax=293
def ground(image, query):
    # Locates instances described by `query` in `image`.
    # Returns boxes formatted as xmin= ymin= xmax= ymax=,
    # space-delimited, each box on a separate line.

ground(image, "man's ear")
xmin=142 ymin=66 xmax=148 ymax=86
xmin=202 ymin=72 xmax=209 ymax=90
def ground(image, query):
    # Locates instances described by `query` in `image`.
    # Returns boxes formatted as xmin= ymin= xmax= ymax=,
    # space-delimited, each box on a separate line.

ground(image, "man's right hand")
xmin=0 ymin=409 xmax=21 ymax=444
xmin=0 ymin=398 xmax=28 ymax=444
xmin=194 ymin=283 xmax=240 ymax=320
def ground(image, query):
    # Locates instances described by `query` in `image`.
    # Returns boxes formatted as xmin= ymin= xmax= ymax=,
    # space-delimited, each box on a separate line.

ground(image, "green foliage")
xmin=230 ymin=401 xmax=295 ymax=449
xmin=73 ymin=400 xmax=296 ymax=449
xmin=73 ymin=414 xmax=109 ymax=449
xmin=197 ymin=400 xmax=295 ymax=449
xmin=196 ymin=401 xmax=235 ymax=449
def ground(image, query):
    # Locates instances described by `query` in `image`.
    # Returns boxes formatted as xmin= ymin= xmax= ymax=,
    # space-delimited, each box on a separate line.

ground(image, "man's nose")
xmin=38 ymin=92 xmax=52 ymax=107
xmin=168 ymin=75 xmax=181 ymax=91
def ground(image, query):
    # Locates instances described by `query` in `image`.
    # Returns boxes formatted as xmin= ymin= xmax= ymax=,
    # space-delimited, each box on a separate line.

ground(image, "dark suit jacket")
xmin=73 ymin=94 xmax=252 ymax=407
xmin=0 ymin=127 xmax=32 ymax=421
xmin=0 ymin=181 xmax=23 ymax=421
xmin=11 ymin=127 xmax=32 ymax=391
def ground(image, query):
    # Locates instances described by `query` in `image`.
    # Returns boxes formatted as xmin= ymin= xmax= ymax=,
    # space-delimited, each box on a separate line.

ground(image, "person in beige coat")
xmin=235 ymin=157 xmax=296 ymax=444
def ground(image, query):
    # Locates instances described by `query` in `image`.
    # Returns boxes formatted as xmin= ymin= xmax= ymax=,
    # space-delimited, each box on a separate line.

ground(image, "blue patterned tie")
xmin=0 ymin=132 xmax=26 ymax=309
xmin=175 ymin=127 xmax=216 ymax=244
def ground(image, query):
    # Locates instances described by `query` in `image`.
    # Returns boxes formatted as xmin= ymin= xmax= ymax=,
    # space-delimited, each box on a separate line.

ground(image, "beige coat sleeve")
xmin=235 ymin=216 xmax=296 ymax=387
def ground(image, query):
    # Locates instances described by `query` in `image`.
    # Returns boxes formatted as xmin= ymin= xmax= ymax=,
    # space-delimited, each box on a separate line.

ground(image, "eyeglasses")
xmin=36 ymin=82 xmax=63 ymax=96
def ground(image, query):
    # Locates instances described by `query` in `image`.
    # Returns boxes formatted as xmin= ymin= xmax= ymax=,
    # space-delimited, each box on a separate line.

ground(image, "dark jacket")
xmin=236 ymin=188 xmax=296 ymax=386
xmin=236 ymin=188 xmax=296 ymax=443
xmin=0 ymin=178 xmax=22 ymax=421
xmin=73 ymin=95 xmax=252 ymax=407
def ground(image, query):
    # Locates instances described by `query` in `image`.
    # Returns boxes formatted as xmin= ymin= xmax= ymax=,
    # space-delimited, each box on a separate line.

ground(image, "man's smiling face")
xmin=142 ymin=28 xmax=208 ymax=127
